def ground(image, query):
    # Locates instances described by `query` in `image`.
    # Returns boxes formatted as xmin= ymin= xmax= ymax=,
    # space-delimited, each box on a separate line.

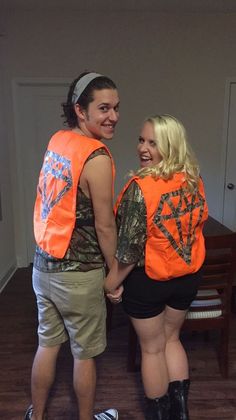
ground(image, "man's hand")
xmin=106 ymin=285 xmax=124 ymax=304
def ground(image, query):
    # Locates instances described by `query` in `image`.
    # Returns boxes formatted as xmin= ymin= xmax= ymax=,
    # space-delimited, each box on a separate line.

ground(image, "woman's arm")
xmin=105 ymin=180 xmax=147 ymax=302
xmin=104 ymin=258 xmax=136 ymax=294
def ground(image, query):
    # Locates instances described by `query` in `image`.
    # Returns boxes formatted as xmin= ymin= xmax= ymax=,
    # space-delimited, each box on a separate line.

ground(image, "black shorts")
xmin=122 ymin=267 xmax=202 ymax=319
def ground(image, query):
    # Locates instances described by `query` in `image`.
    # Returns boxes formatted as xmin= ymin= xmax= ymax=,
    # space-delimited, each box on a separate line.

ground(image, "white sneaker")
xmin=94 ymin=408 xmax=118 ymax=419
xmin=24 ymin=405 xmax=33 ymax=420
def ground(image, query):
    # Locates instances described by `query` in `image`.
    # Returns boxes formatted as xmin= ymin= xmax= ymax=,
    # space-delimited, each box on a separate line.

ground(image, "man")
xmin=24 ymin=72 xmax=120 ymax=420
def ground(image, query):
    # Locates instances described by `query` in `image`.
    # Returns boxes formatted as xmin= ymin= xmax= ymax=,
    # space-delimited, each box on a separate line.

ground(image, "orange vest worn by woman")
xmin=34 ymin=130 xmax=115 ymax=259
xmin=115 ymin=173 xmax=208 ymax=281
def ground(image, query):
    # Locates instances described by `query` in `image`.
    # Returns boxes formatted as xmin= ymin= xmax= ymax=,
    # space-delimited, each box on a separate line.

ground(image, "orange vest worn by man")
xmin=34 ymin=130 xmax=115 ymax=259
xmin=115 ymin=173 xmax=208 ymax=280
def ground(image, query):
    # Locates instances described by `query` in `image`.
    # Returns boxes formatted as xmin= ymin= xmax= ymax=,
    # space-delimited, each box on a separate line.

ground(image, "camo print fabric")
xmin=115 ymin=180 xmax=146 ymax=266
xmin=33 ymin=149 xmax=108 ymax=272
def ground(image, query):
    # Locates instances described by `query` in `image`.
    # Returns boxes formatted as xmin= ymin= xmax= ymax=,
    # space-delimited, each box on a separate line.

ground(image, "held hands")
xmin=105 ymin=284 xmax=124 ymax=305
xmin=104 ymin=257 xmax=128 ymax=304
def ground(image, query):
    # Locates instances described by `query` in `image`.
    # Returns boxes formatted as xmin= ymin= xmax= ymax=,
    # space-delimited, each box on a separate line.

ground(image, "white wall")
xmin=0 ymin=24 xmax=17 ymax=289
xmin=1 ymin=9 xmax=236 ymax=275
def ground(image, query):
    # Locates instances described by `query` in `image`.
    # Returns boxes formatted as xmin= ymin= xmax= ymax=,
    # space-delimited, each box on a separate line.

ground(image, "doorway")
xmin=13 ymin=79 xmax=70 ymax=265
xmin=222 ymin=80 xmax=236 ymax=231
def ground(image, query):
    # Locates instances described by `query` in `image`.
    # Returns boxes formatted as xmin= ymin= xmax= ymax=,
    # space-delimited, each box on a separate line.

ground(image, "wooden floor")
xmin=0 ymin=267 xmax=236 ymax=419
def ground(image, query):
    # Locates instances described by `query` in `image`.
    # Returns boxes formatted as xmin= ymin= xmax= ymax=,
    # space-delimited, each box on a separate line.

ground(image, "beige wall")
xmin=1 ymin=9 xmax=236 ymax=279
xmin=0 ymin=51 xmax=16 ymax=287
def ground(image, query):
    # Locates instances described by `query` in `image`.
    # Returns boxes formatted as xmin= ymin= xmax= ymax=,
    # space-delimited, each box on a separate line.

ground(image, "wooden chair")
xmin=127 ymin=233 xmax=236 ymax=377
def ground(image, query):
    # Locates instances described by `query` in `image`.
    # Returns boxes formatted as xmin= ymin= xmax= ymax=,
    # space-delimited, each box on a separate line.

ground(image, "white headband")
xmin=72 ymin=72 xmax=102 ymax=104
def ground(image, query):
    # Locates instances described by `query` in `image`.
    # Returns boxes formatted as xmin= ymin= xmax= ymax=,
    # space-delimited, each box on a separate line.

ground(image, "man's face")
xmin=77 ymin=89 xmax=120 ymax=140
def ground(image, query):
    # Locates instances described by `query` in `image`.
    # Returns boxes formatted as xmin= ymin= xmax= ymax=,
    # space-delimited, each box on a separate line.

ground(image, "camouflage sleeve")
xmin=86 ymin=148 xmax=109 ymax=161
xmin=115 ymin=180 xmax=147 ymax=264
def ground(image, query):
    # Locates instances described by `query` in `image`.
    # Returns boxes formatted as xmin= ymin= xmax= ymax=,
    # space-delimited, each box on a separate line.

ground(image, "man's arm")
xmin=83 ymin=154 xmax=117 ymax=269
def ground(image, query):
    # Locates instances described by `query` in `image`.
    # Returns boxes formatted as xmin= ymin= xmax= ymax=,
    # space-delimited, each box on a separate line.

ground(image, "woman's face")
xmin=137 ymin=121 xmax=162 ymax=168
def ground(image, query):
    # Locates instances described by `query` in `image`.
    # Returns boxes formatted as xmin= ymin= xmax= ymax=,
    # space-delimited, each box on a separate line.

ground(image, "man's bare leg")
xmin=31 ymin=344 xmax=61 ymax=420
xmin=73 ymin=357 xmax=96 ymax=420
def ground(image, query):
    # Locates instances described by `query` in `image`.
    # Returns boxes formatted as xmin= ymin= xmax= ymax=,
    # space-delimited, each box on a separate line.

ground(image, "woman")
xmin=105 ymin=114 xmax=208 ymax=420
xmin=25 ymin=72 xmax=120 ymax=420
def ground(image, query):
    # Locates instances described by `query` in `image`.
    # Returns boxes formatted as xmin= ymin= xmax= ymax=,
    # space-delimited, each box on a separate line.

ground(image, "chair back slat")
xmin=182 ymin=232 xmax=236 ymax=377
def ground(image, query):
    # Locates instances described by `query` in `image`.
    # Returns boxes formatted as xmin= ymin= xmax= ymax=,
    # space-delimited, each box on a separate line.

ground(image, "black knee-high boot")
xmin=168 ymin=379 xmax=190 ymax=420
xmin=145 ymin=394 xmax=170 ymax=420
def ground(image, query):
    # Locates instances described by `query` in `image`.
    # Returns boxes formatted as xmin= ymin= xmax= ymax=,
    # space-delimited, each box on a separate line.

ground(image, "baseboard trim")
xmin=0 ymin=263 xmax=17 ymax=294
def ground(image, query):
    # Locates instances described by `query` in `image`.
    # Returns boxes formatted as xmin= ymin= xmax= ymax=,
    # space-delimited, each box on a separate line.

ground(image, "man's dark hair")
xmin=62 ymin=72 xmax=117 ymax=128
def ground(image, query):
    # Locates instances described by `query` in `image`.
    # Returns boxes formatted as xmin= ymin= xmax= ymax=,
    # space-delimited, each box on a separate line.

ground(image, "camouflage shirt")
xmin=115 ymin=180 xmax=146 ymax=266
xmin=34 ymin=148 xmax=108 ymax=272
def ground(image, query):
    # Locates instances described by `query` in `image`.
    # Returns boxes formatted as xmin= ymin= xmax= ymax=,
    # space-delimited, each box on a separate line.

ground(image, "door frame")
xmin=220 ymin=78 xmax=236 ymax=225
xmin=12 ymin=78 xmax=71 ymax=267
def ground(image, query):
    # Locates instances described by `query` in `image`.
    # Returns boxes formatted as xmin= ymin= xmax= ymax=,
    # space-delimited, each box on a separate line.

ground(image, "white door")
xmin=222 ymin=81 xmax=236 ymax=231
xmin=13 ymin=80 xmax=70 ymax=264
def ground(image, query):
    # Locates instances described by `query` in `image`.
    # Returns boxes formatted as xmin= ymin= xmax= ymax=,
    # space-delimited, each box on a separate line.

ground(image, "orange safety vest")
xmin=34 ymin=130 xmax=115 ymax=258
xmin=115 ymin=173 xmax=208 ymax=281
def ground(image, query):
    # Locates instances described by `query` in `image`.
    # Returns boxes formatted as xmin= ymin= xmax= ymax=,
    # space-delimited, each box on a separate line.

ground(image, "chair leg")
xmin=218 ymin=327 xmax=229 ymax=378
xmin=127 ymin=322 xmax=139 ymax=372
xmin=231 ymin=286 xmax=236 ymax=313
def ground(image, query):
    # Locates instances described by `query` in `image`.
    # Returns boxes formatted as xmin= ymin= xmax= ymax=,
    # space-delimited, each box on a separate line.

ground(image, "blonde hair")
xmin=135 ymin=114 xmax=200 ymax=192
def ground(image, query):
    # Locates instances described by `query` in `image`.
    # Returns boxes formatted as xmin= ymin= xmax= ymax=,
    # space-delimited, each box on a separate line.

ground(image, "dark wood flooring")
xmin=0 ymin=267 xmax=236 ymax=419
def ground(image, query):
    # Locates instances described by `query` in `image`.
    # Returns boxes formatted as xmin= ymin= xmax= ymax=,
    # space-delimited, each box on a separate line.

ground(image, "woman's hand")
xmin=106 ymin=285 xmax=124 ymax=304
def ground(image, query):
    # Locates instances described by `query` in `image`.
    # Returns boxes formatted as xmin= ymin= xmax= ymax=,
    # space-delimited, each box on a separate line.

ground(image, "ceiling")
xmin=1 ymin=0 xmax=236 ymax=13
